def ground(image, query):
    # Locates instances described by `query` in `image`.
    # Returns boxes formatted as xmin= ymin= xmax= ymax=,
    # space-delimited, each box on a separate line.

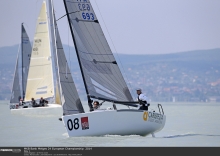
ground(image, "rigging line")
xmin=67 ymin=19 xmax=72 ymax=77
xmin=56 ymin=11 xmax=80 ymax=21
xmin=93 ymin=0 xmax=135 ymax=100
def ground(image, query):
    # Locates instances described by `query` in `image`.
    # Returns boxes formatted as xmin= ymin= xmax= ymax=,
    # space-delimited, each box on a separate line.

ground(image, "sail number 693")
xmin=82 ymin=12 xmax=94 ymax=20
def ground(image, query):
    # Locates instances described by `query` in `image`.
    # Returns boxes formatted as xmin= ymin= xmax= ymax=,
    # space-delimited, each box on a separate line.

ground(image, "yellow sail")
xmin=25 ymin=1 xmax=54 ymax=101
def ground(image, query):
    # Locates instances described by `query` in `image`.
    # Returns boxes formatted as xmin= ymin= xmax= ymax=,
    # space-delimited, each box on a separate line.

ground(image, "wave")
xmin=104 ymin=134 xmax=140 ymax=137
xmin=162 ymin=133 xmax=220 ymax=138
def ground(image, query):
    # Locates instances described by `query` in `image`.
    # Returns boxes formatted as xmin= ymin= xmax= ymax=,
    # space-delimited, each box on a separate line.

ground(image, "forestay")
xmin=25 ymin=1 xmax=54 ymax=101
xmin=64 ymin=0 xmax=133 ymax=102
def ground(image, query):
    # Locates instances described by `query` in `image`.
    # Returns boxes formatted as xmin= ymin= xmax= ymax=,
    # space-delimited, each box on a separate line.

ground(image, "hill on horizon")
xmin=1 ymin=44 xmax=220 ymax=68
xmin=0 ymin=44 xmax=220 ymax=101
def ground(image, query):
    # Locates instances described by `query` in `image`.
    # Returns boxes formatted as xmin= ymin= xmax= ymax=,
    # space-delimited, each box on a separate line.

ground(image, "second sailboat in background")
xmin=10 ymin=1 xmax=62 ymax=116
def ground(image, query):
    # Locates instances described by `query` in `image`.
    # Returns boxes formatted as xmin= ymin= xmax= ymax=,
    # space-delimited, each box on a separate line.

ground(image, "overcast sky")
xmin=0 ymin=0 xmax=220 ymax=54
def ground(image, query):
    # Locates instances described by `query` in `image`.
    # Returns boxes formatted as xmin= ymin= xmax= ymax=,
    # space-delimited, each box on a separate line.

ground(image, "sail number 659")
xmin=67 ymin=118 xmax=79 ymax=130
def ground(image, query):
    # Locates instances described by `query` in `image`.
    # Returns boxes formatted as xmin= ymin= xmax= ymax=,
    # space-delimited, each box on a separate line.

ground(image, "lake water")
xmin=0 ymin=101 xmax=220 ymax=147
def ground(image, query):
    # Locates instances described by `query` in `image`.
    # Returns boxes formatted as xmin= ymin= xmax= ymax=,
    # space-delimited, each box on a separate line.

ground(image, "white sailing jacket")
xmin=137 ymin=93 xmax=148 ymax=106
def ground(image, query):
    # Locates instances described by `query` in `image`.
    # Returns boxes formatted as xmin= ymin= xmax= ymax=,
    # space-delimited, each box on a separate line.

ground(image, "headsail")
xmin=25 ymin=1 xmax=54 ymax=101
xmin=63 ymin=0 xmax=133 ymax=102
xmin=21 ymin=24 xmax=32 ymax=99
xmin=10 ymin=45 xmax=21 ymax=104
xmin=48 ymin=0 xmax=62 ymax=105
xmin=54 ymin=12 xmax=85 ymax=115
xmin=49 ymin=0 xmax=84 ymax=115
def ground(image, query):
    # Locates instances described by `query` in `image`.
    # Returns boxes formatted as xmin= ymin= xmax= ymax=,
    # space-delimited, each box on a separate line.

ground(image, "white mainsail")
xmin=25 ymin=1 xmax=54 ymax=101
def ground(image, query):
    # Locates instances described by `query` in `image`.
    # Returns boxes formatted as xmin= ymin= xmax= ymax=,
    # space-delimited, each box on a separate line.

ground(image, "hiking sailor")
xmin=136 ymin=88 xmax=150 ymax=110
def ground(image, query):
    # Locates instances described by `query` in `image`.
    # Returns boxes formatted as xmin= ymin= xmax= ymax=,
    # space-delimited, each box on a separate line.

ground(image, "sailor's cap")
xmin=136 ymin=88 xmax=142 ymax=91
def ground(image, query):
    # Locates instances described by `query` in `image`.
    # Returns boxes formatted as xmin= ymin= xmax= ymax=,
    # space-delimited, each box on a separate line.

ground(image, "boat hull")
xmin=10 ymin=104 xmax=62 ymax=116
xmin=62 ymin=109 xmax=166 ymax=137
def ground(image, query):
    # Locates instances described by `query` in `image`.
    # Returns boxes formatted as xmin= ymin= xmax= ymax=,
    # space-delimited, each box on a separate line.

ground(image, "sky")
xmin=0 ymin=0 xmax=220 ymax=54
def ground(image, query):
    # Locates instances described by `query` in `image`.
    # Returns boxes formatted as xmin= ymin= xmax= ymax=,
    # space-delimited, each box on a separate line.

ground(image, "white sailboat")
xmin=10 ymin=1 xmax=62 ymax=115
xmin=9 ymin=23 xmax=32 ymax=109
xmin=52 ymin=0 xmax=166 ymax=137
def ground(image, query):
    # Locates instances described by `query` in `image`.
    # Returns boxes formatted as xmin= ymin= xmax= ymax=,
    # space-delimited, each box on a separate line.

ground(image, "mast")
xmin=63 ymin=1 xmax=90 ymax=98
xmin=21 ymin=23 xmax=24 ymax=99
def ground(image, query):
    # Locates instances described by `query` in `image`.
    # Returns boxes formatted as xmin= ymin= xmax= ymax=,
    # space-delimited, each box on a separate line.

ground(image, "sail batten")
xmin=64 ymin=0 xmax=133 ymax=102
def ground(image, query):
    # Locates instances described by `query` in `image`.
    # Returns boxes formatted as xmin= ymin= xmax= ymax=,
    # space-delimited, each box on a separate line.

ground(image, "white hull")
xmin=10 ymin=103 xmax=62 ymax=116
xmin=62 ymin=109 xmax=166 ymax=137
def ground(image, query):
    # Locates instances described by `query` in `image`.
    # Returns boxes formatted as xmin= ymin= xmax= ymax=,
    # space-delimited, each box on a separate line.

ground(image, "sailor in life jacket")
xmin=136 ymin=88 xmax=150 ymax=111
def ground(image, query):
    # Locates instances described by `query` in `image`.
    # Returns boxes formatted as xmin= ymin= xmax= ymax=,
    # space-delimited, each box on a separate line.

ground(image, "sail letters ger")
xmin=25 ymin=1 xmax=54 ymax=101
xmin=64 ymin=0 xmax=133 ymax=102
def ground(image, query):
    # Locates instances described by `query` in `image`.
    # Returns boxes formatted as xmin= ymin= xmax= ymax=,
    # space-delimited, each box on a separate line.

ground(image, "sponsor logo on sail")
xmin=81 ymin=117 xmax=89 ymax=130
xmin=39 ymin=22 xmax=46 ymax=24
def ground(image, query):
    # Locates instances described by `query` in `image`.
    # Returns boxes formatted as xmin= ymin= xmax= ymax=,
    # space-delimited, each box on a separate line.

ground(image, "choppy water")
xmin=0 ymin=101 xmax=220 ymax=147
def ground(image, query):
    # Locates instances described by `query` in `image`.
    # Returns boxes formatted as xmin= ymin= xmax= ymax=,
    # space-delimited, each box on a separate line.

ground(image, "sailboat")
xmin=10 ymin=1 xmax=62 ymax=115
xmin=9 ymin=23 xmax=32 ymax=109
xmin=52 ymin=0 xmax=166 ymax=137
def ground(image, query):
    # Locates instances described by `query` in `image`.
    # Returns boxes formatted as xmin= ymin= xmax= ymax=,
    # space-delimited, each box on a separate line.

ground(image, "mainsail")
xmin=48 ymin=0 xmax=84 ymax=114
xmin=21 ymin=23 xmax=32 ymax=99
xmin=10 ymin=45 xmax=21 ymax=104
xmin=25 ymin=1 xmax=54 ymax=101
xmin=63 ymin=0 xmax=133 ymax=102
